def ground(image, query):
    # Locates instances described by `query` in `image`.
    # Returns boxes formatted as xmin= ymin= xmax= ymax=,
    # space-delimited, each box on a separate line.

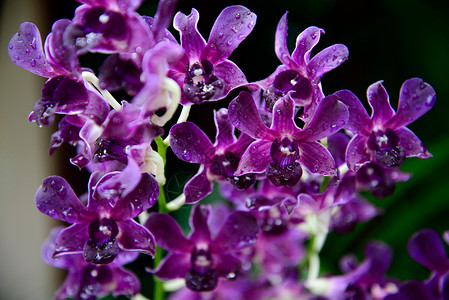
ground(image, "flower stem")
xmin=153 ymin=136 xmax=169 ymax=300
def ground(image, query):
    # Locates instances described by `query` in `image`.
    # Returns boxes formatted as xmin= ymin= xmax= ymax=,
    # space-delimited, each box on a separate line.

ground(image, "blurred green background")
xmin=1 ymin=0 xmax=448 ymax=299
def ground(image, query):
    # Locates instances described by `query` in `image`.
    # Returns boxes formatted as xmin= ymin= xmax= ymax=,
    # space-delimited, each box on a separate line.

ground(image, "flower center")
xmin=183 ymin=60 xmax=224 ymax=104
xmin=83 ymin=217 xmax=119 ymax=264
xmin=185 ymin=247 xmax=218 ymax=292
xmin=266 ymin=137 xmax=302 ymax=186
xmin=367 ymin=129 xmax=405 ymax=168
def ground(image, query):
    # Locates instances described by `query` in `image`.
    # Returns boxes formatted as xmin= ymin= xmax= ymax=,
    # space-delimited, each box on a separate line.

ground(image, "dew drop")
xmin=218 ymin=32 xmax=224 ymax=38
xmin=30 ymin=59 xmax=37 ymax=67
xmin=235 ymin=13 xmax=241 ymax=19
xmin=247 ymin=21 xmax=254 ymax=29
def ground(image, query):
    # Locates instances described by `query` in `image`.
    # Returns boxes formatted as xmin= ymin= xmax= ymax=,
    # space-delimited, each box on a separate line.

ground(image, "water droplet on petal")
xmin=235 ymin=13 xmax=241 ymax=20
xmin=30 ymin=59 xmax=36 ymax=67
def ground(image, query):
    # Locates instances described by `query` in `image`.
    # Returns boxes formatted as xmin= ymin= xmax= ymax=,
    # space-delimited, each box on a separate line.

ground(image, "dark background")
xmin=32 ymin=0 xmax=449 ymax=291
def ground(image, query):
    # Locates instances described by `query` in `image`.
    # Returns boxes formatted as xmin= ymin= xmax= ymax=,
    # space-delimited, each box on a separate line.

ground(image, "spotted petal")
xmin=228 ymin=91 xmax=275 ymax=140
xmin=291 ymin=26 xmax=324 ymax=66
xmin=367 ymin=81 xmax=395 ymax=126
xmin=298 ymin=141 xmax=337 ymax=176
xmin=116 ymin=219 xmax=155 ymax=256
xmin=153 ymin=253 xmax=191 ymax=280
xmin=53 ymin=223 xmax=89 ymax=257
xmin=170 ymin=122 xmax=215 ymax=164
xmin=385 ymin=78 xmax=436 ymax=129
xmin=8 ymin=22 xmax=55 ymax=77
xmin=184 ymin=166 xmax=213 ymax=204
xmin=334 ymin=90 xmax=372 ymax=136
xmin=173 ymin=8 xmax=206 ymax=61
xmin=274 ymin=12 xmax=297 ymax=70
xmin=203 ymin=5 xmax=256 ymax=64
xmin=307 ymin=44 xmax=348 ymax=81
xmin=235 ymin=140 xmax=272 ymax=175
xmin=396 ymin=127 xmax=432 ymax=159
xmin=35 ymin=176 xmax=86 ymax=223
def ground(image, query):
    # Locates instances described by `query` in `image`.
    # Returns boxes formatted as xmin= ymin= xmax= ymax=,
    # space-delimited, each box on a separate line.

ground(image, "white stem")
xmin=143 ymin=146 xmax=166 ymax=185
xmin=150 ymin=78 xmax=181 ymax=127
xmin=82 ymin=71 xmax=121 ymax=111
xmin=166 ymin=193 xmax=186 ymax=211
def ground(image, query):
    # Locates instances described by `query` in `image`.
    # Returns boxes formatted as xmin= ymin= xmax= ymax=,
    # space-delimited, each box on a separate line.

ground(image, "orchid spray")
xmin=8 ymin=0 xmax=441 ymax=299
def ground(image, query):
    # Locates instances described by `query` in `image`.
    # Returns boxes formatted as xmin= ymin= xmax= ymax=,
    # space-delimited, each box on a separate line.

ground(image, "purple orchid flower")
xmin=42 ymin=227 xmax=141 ymax=300
xmin=228 ymin=91 xmax=349 ymax=187
xmin=9 ymin=22 xmax=109 ymax=127
xmin=336 ymin=78 xmax=436 ymax=171
xmin=167 ymin=5 xmax=256 ymax=105
xmin=169 ymin=108 xmax=255 ymax=203
xmin=144 ymin=204 xmax=259 ymax=292
xmin=35 ymin=161 xmax=159 ymax=264
xmin=384 ymin=229 xmax=449 ymax=300
xmin=258 ymin=13 xmax=348 ymax=113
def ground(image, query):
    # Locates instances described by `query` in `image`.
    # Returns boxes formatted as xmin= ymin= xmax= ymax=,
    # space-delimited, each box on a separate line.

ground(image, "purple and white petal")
xmin=367 ymin=81 xmax=395 ymax=126
xmin=235 ymin=140 xmax=272 ymax=175
xmin=144 ymin=213 xmax=193 ymax=253
xmin=298 ymin=141 xmax=337 ymax=176
xmin=307 ymin=44 xmax=349 ymax=80
xmin=170 ymin=122 xmax=215 ymax=164
xmin=291 ymin=26 xmax=324 ymax=66
xmin=334 ymin=90 xmax=373 ymax=136
xmin=184 ymin=167 xmax=214 ymax=204
xmin=213 ymin=60 xmax=248 ymax=93
xmin=189 ymin=204 xmax=212 ymax=244
xmin=116 ymin=219 xmax=155 ymax=256
xmin=270 ymin=95 xmax=299 ymax=134
xmin=296 ymin=94 xmax=349 ymax=142
xmin=395 ymin=127 xmax=432 ymax=159
xmin=345 ymin=134 xmax=371 ymax=171
xmin=35 ymin=176 xmax=86 ymax=223
xmin=153 ymin=253 xmax=191 ymax=280
xmin=111 ymin=172 xmax=159 ymax=219
xmin=8 ymin=22 xmax=55 ymax=77
xmin=173 ymin=8 xmax=206 ymax=62
xmin=228 ymin=91 xmax=275 ymax=140
xmin=53 ymin=223 xmax=89 ymax=257
xmin=203 ymin=5 xmax=256 ymax=64
xmin=274 ymin=13 xmax=297 ymax=69
xmin=212 ymin=211 xmax=258 ymax=252
xmin=214 ymin=108 xmax=236 ymax=149
xmin=384 ymin=78 xmax=436 ymax=129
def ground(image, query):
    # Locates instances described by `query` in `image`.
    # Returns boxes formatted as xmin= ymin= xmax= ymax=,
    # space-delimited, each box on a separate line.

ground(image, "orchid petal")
xmin=53 ymin=223 xmax=89 ymax=257
xmin=345 ymin=134 xmax=370 ymax=171
xmin=111 ymin=267 xmax=141 ymax=297
xmin=184 ymin=167 xmax=213 ymax=204
xmin=111 ymin=173 xmax=159 ymax=219
xmin=214 ymin=108 xmax=236 ymax=149
xmin=271 ymin=95 xmax=299 ymax=134
xmin=334 ymin=89 xmax=372 ymax=136
xmin=213 ymin=60 xmax=248 ymax=94
xmin=385 ymin=78 xmax=436 ymax=129
xmin=173 ymin=8 xmax=206 ymax=61
xmin=212 ymin=211 xmax=258 ymax=252
xmin=296 ymin=94 xmax=349 ymax=142
xmin=274 ymin=12 xmax=297 ymax=69
xmin=153 ymin=253 xmax=191 ymax=280
xmin=228 ymin=91 xmax=274 ymax=140
xmin=292 ymin=26 xmax=324 ymax=66
xmin=35 ymin=176 xmax=86 ymax=223
xmin=203 ymin=5 xmax=256 ymax=64
xmin=8 ymin=22 xmax=55 ymax=77
xmin=189 ymin=204 xmax=212 ymax=244
xmin=298 ymin=141 xmax=337 ymax=176
xmin=367 ymin=81 xmax=395 ymax=126
xmin=235 ymin=140 xmax=272 ymax=175
xmin=145 ymin=213 xmax=193 ymax=253
xmin=307 ymin=44 xmax=348 ymax=80
xmin=408 ymin=229 xmax=449 ymax=273
xmin=214 ymin=254 xmax=241 ymax=277
xmin=170 ymin=122 xmax=215 ymax=164
xmin=116 ymin=219 xmax=155 ymax=256
xmin=396 ymin=127 xmax=432 ymax=159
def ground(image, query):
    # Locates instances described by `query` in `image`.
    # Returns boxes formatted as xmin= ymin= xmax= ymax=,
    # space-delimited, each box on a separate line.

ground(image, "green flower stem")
xmin=153 ymin=136 xmax=170 ymax=300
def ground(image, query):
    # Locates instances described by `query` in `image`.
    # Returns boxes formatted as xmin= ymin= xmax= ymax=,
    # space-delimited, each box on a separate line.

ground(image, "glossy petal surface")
xmin=116 ymin=219 xmax=155 ymax=256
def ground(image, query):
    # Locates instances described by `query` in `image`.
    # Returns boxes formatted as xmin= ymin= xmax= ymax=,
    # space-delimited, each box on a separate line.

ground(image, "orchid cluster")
xmin=8 ymin=0 xmax=439 ymax=299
